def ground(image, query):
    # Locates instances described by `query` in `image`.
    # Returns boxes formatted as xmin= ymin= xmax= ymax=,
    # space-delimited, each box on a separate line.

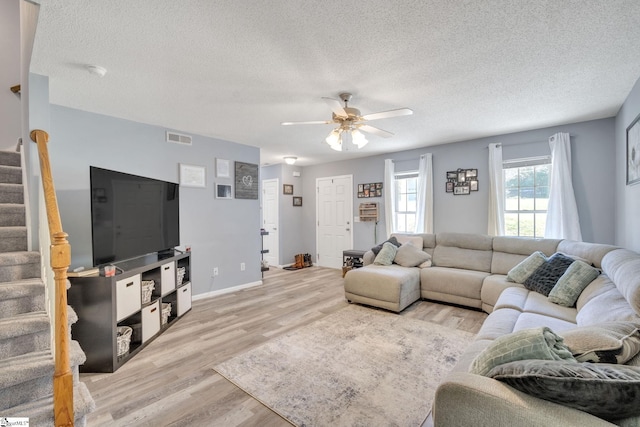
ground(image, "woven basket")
xmin=176 ymin=267 xmax=186 ymax=287
xmin=141 ymin=280 xmax=155 ymax=304
xmin=161 ymin=303 xmax=172 ymax=325
xmin=117 ymin=326 xmax=132 ymax=357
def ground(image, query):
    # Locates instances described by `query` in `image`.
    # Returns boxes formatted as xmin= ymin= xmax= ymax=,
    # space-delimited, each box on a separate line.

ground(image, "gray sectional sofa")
xmin=343 ymin=232 xmax=640 ymax=426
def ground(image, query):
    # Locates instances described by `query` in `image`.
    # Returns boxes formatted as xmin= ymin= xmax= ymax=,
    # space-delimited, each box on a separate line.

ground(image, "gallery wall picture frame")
xmin=234 ymin=161 xmax=259 ymax=199
xmin=446 ymin=181 xmax=454 ymax=193
xmin=293 ymin=196 xmax=302 ymax=206
xmin=283 ymin=184 xmax=293 ymax=195
xmin=627 ymin=112 xmax=640 ymax=185
xmin=179 ymin=163 xmax=206 ymax=188
xmin=454 ymin=184 xmax=470 ymax=195
xmin=216 ymin=158 xmax=230 ymax=178
xmin=215 ymin=183 xmax=232 ymax=199
xmin=470 ymin=180 xmax=479 ymax=191
xmin=357 ymin=182 xmax=383 ymax=198
xmin=446 ymin=168 xmax=478 ymax=195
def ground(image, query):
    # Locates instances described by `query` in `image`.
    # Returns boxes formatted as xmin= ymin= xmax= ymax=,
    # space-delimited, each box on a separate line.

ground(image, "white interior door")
xmin=316 ymin=175 xmax=353 ymax=269
xmin=261 ymin=178 xmax=279 ymax=267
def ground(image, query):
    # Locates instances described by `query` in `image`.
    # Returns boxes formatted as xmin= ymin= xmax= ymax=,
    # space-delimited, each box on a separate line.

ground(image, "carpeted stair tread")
xmin=0 ymin=151 xmax=21 ymax=167
xmin=0 ymin=278 xmax=45 ymax=318
xmin=0 ymin=165 xmax=22 ymax=185
xmin=0 ymin=226 xmax=28 ymax=253
xmin=0 ymin=311 xmax=50 ymax=341
xmin=0 ymin=251 xmax=41 ymax=267
xmin=3 ymin=381 xmax=96 ymax=425
xmin=0 ymin=204 xmax=25 ymax=226
xmin=0 ymin=183 xmax=24 ymax=204
xmin=0 ymin=350 xmax=53 ymax=389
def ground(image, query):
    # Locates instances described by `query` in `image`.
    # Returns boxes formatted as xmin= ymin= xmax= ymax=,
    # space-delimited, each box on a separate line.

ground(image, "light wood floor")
xmin=81 ymin=266 xmax=487 ymax=426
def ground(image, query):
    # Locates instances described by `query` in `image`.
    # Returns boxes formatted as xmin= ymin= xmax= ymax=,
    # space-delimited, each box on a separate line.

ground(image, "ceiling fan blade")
xmin=281 ymin=120 xmax=333 ymax=125
xmin=358 ymin=124 xmax=394 ymax=138
xmin=322 ymin=97 xmax=348 ymax=118
xmin=361 ymin=108 xmax=413 ymax=121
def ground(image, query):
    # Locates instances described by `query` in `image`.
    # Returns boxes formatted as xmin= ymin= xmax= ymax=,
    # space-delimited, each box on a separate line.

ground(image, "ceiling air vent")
xmin=166 ymin=131 xmax=192 ymax=146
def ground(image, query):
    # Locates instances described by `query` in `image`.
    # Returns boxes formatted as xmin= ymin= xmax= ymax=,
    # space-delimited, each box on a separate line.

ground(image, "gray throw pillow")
xmin=393 ymin=243 xmax=431 ymax=267
xmin=548 ymin=260 xmax=600 ymax=307
xmin=488 ymin=360 xmax=640 ymax=420
xmin=371 ymin=236 xmax=400 ymax=255
xmin=561 ymin=321 xmax=640 ymax=364
xmin=523 ymin=252 xmax=575 ymax=296
xmin=373 ymin=242 xmax=398 ymax=266
xmin=506 ymin=251 xmax=547 ymax=283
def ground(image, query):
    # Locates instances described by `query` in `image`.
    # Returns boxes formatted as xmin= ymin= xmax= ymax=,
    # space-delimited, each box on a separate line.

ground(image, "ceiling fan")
xmin=281 ymin=93 xmax=413 ymax=151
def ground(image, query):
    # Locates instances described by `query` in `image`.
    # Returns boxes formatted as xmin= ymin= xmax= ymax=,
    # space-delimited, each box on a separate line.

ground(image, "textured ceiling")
xmin=31 ymin=1 xmax=640 ymax=166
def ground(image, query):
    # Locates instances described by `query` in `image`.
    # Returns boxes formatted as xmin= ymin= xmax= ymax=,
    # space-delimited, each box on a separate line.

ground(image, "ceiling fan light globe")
xmin=351 ymin=129 xmax=368 ymax=148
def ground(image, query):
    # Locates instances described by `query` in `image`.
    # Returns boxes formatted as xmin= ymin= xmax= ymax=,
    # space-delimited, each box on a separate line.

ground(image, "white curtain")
xmin=487 ymin=143 xmax=505 ymax=236
xmin=383 ymin=159 xmax=396 ymax=239
xmin=415 ymin=153 xmax=433 ymax=233
xmin=545 ymin=132 xmax=582 ymax=241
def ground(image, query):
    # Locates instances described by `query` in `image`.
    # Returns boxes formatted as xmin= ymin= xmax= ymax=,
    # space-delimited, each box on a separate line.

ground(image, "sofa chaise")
xmin=343 ymin=232 xmax=640 ymax=426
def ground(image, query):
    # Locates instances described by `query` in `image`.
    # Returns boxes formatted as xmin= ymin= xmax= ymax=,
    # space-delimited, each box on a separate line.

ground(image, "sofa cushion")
xmin=343 ymin=264 xmax=421 ymax=312
xmin=493 ymin=288 xmax=577 ymax=323
xmin=513 ymin=312 xmax=577 ymax=333
xmin=560 ymin=321 xmax=640 ymax=364
xmin=393 ymin=242 xmax=431 ymax=267
xmin=371 ymin=236 xmax=400 ymax=255
xmin=469 ymin=326 xmax=574 ymax=376
xmin=393 ymin=234 xmax=425 ymax=250
xmin=432 ymin=233 xmax=493 ymax=272
xmin=491 ymin=236 xmax=560 ymax=274
xmin=373 ymin=242 xmax=397 ymax=265
xmin=548 ymin=261 xmax=600 ymax=307
xmin=577 ymin=281 xmax=640 ymax=326
xmin=557 ymin=239 xmax=618 ymax=269
xmin=506 ymin=251 xmax=547 ymax=283
xmin=523 ymin=253 xmax=575 ymax=296
xmin=421 ymin=267 xmax=488 ymax=308
xmin=480 ymin=275 xmax=524 ymax=312
xmin=602 ymin=248 xmax=640 ymax=317
xmin=488 ymin=360 xmax=640 ymax=420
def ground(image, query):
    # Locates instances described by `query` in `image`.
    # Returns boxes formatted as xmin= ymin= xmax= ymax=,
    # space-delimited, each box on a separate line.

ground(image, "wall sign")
xmin=234 ymin=161 xmax=259 ymax=199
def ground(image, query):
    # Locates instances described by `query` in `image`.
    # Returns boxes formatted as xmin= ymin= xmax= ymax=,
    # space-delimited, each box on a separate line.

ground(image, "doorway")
xmin=261 ymin=178 xmax=279 ymax=268
xmin=316 ymin=175 xmax=353 ymax=269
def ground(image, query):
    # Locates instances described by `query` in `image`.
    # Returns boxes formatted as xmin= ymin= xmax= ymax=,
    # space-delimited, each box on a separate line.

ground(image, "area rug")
xmin=213 ymin=305 xmax=474 ymax=426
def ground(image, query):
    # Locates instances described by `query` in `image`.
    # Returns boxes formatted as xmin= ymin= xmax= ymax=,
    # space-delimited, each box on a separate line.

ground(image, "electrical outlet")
xmin=213 ymin=267 xmax=219 ymax=276
xmin=240 ymin=262 xmax=245 ymax=271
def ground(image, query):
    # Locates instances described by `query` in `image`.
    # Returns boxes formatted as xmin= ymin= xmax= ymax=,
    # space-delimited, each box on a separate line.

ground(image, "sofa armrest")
xmin=433 ymin=372 xmax=614 ymax=427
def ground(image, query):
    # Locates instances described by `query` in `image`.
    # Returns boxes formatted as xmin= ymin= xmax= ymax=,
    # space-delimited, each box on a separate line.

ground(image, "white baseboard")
xmin=192 ymin=280 xmax=263 ymax=301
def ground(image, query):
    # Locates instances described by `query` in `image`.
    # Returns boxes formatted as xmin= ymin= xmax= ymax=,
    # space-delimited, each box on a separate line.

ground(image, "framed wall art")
xmin=215 ymin=183 xmax=232 ymax=199
xmin=357 ymin=182 xmax=383 ymax=198
xmin=293 ymin=196 xmax=302 ymax=206
xmin=446 ymin=168 xmax=478 ymax=194
xmin=234 ymin=161 xmax=259 ymax=199
xmin=216 ymin=158 xmax=230 ymax=178
xmin=179 ymin=163 xmax=206 ymax=188
xmin=283 ymin=184 xmax=293 ymax=195
xmin=627 ymin=112 xmax=640 ymax=185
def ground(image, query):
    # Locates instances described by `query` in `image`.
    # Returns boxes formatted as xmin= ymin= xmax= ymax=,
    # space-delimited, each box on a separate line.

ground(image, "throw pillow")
xmin=393 ymin=243 xmax=431 ymax=267
xmin=560 ymin=322 xmax=640 ymax=364
xmin=523 ymin=252 xmax=575 ymax=296
xmin=418 ymin=259 xmax=432 ymax=268
xmin=548 ymin=260 xmax=600 ymax=307
xmin=371 ymin=236 xmax=400 ymax=255
xmin=488 ymin=360 xmax=640 ymax=420
xmin=373 ymin=242 xmax=398 ymax=266
xmin=469 ymin=326 xmax=575 ymax=376
xmin=506 ymin=251 xmax=547 ymax=283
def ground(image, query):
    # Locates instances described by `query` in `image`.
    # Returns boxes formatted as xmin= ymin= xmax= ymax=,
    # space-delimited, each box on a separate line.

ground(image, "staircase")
xmin=0 ymin=150 xmax=94 ymax=426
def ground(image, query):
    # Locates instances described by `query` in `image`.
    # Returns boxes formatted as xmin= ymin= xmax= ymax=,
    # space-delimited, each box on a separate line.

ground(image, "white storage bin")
xmin=116 ymin=275 xmax=141 ymax=321
xmin=160 ymin=262 xmax=176 ymax=295
xmin=141 ymin=300 xmax=161 ymax=342
xmin=177 ymin=282 xmax=192 ymax=316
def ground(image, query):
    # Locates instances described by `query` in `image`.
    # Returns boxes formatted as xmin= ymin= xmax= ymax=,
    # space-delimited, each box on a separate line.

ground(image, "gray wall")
xmin=48 ymin=105 xmax=262 ymax=296
xmin=0 ymin=0 xmax=21 ymax=150
xmin=301 ymin=117 xmax=616 ymax=255
xmin=261 ymin=162 xmax=305 ymax=265
xmin=615 ymin=76 xmax=640 ymax=252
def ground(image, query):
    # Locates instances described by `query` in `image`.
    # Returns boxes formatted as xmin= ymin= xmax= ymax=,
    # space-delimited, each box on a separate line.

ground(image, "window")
xmin=394 ymin=172 xmax=418 ymax=233
xmin=503 ymin=157 xmax=550 ymax=238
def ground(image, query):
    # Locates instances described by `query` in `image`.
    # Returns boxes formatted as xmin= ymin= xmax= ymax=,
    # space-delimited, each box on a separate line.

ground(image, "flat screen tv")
xmin=90 ymin=166 xmax=180 ymax=266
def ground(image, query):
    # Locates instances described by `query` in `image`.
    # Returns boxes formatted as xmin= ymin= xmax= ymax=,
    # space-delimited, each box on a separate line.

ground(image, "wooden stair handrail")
xmin=30 ymin=129 xmax=74 ymax=427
